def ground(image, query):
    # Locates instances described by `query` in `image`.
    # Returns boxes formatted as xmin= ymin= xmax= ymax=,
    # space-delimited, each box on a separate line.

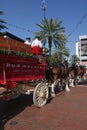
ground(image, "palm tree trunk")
xmin=49 ymin=47 xmax=51 ymax=57
xmin=48 ymin=36 xmax=52 ymax=57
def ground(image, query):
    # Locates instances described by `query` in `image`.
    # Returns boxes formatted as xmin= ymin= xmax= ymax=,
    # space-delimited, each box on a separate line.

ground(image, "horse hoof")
xmin=51 ymin=92 xmax=55 ymax=97
xmin=71 ymin=85 xmax=75 ymax=87
xmin=65 ymin=88 xmax=70 ymax=92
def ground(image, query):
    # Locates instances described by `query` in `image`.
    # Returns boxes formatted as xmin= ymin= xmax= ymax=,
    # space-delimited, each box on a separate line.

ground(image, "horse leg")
xmin=50 ymin=83 xmax=56 ymax=97
xmin=69 ymin=78 xmax=75 ymax=87
xmin=54 ymin=79 xmax=63 ymax=92
xmin=79 ymin=76 xmax=83 ymax=82
xmin=58 ymin=79 xmax=63 ymax=91
xmin=65 ymin=78 xmax=70 ymax=92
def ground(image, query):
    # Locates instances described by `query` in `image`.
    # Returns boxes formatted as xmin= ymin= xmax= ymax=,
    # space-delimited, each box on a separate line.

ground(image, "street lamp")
xmin=41 ymin=0 xmax=46 ymax=20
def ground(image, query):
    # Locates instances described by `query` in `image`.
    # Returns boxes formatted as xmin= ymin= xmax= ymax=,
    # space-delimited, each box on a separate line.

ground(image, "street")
xmin=0 ymin=80 xmax=87 ymax=130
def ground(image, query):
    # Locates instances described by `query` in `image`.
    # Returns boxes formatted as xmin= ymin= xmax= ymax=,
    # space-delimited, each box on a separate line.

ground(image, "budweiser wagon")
xmin=0 ymin=32 xmax=49 ymax=107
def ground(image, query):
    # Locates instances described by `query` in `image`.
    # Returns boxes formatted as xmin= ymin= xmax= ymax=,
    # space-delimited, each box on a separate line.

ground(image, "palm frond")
xmin=35 ymin=17 xmax=67 ymax=56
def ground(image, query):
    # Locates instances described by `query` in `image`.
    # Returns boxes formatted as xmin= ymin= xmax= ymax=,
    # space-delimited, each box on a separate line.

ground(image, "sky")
xmin=0 ymin=0 xmax=87 ymax=57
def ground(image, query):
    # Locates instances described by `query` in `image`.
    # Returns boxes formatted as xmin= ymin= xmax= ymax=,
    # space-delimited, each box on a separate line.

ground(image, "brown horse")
xmin=45 ymin=64 xmax=70 ymax=97
xmin=77 ymin=65 xmax=86 ymax=82
xmin=68 ymin=64 xmax=78 ymax=87
xmin=68 ymin=64 xmax=86 ymax=86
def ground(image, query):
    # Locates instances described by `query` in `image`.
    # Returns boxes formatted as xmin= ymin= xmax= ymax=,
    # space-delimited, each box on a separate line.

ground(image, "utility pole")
xmin=41 ymin=0 xmax=46 ymax=20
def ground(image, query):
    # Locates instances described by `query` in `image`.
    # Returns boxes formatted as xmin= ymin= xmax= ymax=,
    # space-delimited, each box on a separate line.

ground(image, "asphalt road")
xmin=0 ymin=80 xmax=87 ymax=130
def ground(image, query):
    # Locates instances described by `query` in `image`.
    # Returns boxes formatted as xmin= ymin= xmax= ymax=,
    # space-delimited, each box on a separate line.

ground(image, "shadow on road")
xmin=78 ymin=80 xmax=87 ymax=86
xmin=0 ymin=93 xmax=33 ymax=130
xmin=0 ymin=80 xmax=86 ymax=130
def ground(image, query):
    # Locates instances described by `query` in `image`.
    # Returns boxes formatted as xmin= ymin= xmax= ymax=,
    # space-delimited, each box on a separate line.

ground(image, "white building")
xmin=76 ymin=35 xmax=87 ymax=67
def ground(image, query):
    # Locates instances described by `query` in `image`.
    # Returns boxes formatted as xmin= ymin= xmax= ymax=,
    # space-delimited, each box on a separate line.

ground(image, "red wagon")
xmin=0 ymin=34 xmax=49 ymax=107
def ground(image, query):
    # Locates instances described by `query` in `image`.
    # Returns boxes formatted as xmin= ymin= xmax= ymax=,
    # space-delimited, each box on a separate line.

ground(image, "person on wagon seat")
xmin=24 ymin=37 xmax=31 ymax=45
xmin=31 ymin=36 xmax=43 ymax=63
xmin=31 ymin=36 xmax=43 ymax=48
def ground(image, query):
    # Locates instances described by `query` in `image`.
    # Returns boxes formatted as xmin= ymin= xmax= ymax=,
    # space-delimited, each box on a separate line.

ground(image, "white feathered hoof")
xmin=65 ymin=86 xmax=70 ymax=92
xmin=51 ymin=92 xmax=55 ymax=98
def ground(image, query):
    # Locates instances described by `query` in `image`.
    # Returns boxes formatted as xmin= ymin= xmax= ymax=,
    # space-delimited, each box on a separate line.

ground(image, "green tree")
xmin=0 ymin=11 xmax=7 ymax=30
xmin=35 ymin=18 xmax=67 ymax=56
xmin=69 ymin=54 xmax=80 ymax=65
xmin=51 ymin=45 xmax=70 ymax=65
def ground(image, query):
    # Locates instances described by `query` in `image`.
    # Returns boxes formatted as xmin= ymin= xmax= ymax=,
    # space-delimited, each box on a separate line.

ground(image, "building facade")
xmin=76 ymin=35 xmax=87 ymax=67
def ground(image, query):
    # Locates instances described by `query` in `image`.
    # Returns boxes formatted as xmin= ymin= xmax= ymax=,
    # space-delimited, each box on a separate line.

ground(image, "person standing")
xmin=24 ymin=37 xmax=31 ymax=45
xmin=31 ymin=36 xmax=43 ymax=63
xmin=31 ymin=36 xmax=43 ymax=48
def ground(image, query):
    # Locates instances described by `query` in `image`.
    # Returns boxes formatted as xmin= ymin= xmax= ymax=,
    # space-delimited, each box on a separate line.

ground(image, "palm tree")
xmin=35 ymin=18 xmax=67 ymax=56
xmin=51 ymin=45 xmax=70 ymax=64
xmin=69 ymin=54 xmax=80 ymax=65
xmin=0 ymin=11 xmax=7 ymax=30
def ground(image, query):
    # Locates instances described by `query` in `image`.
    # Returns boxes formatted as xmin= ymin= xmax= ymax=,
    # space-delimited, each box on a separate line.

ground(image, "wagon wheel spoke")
xmin=33 ymin=83 xmax=49 ymax=107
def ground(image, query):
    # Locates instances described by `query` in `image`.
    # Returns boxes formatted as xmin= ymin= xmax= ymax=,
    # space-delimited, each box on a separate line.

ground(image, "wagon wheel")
xmin=33 ymin=83 xmax=49 ymax=107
